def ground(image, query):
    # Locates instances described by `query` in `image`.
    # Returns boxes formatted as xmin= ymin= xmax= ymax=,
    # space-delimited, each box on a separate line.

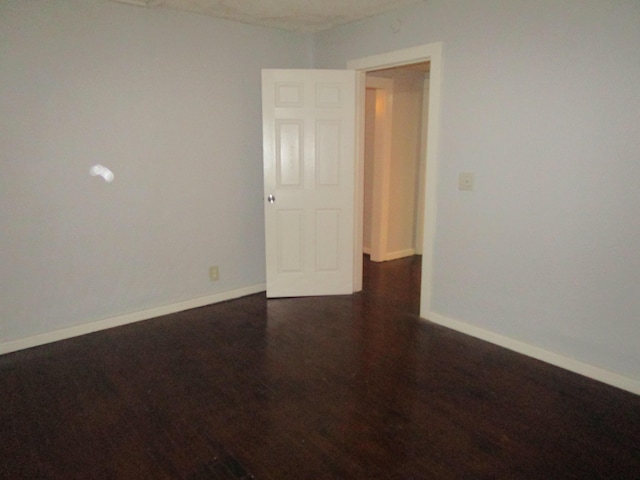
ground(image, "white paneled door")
xmin=262 ymin=69 xmax=357 ymax=297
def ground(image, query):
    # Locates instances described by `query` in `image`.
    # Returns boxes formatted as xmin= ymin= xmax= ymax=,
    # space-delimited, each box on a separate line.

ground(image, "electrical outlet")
xmin=209 ymin=266 xmax=219 ymax=282
xmin=458 ymin=172 xmax=474 ymax=191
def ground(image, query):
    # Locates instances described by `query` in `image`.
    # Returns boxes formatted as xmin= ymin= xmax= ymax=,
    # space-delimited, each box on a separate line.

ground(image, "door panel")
xmin=276 ymin=120 xmax=303 ymax=187
xmin=263 ymin=69 xmax=356 ymax=298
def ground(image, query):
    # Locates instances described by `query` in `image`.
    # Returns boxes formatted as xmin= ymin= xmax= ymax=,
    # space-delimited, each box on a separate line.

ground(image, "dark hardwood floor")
xmin=1 ymin=255 xmax=639 ymax=479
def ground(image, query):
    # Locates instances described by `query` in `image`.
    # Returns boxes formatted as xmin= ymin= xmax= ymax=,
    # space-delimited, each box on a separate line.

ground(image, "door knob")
xmin=267 ymin=194 xmax=276 ymax=203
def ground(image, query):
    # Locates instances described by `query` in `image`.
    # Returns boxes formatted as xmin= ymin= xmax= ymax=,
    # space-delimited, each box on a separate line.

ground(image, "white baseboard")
xmin=363 ymin=248 xmax=415 ymax=261
xmin=384 ymin=248 xmax=416 ymax=261
xmin=426 ymin=311 xmax=640 ymax=396
xmin=0 ymin=283 xmax=266 ymax=356
xmin=6 ymin=288 xmax=637 ymax=396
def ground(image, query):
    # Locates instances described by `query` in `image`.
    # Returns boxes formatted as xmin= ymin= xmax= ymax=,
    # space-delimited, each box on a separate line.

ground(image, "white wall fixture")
xmin=458 ymin=172 xmax=474 ymax=191
xmin=89 ymin=164 xmax=114 ymax=183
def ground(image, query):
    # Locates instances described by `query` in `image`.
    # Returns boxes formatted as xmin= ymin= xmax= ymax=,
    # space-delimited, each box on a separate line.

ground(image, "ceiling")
xmin=111 ymin=0 xmax=425 ymax=33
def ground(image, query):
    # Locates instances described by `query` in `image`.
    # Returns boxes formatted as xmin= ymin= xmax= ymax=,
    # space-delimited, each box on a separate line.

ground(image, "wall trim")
xmin=426 ymin=311 xmax=640 ymax=396
xmin=0 ymin=284 xmax=266 ymax=356
xmin=362 ymin=248 xmax=416 ymax=261
xmin=384 ymin=248 xmax=416 ymax=261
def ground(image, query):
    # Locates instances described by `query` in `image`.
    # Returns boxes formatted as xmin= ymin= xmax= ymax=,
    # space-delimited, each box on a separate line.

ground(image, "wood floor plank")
xmin=1 ymin=255 xmax=639 ymax=479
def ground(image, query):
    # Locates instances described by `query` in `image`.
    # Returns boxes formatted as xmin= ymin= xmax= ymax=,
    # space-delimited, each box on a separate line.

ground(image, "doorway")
xmin=363 ymin=62 xmax=430 ymax=264
xmin=349 ymin=42 xmax=443 ymax=319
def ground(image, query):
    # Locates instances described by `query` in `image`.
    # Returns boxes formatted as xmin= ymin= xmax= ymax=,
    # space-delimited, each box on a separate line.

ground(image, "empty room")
xmin=1 ymin=0 xmax=639 ymax=478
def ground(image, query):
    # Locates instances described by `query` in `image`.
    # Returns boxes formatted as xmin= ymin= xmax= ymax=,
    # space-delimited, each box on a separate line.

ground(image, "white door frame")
xmin=414 ymin=76 xmax=430 ymax=255
xmin=348 ymin=42 xmax=442 ymax=319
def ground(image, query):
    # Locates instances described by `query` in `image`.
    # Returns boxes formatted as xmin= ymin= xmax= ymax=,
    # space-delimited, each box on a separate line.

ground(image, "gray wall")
xmin=0 ymin=0 xmax=311 ymax=343
xmin=315 ymin=0 xmax=640 ymax=381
